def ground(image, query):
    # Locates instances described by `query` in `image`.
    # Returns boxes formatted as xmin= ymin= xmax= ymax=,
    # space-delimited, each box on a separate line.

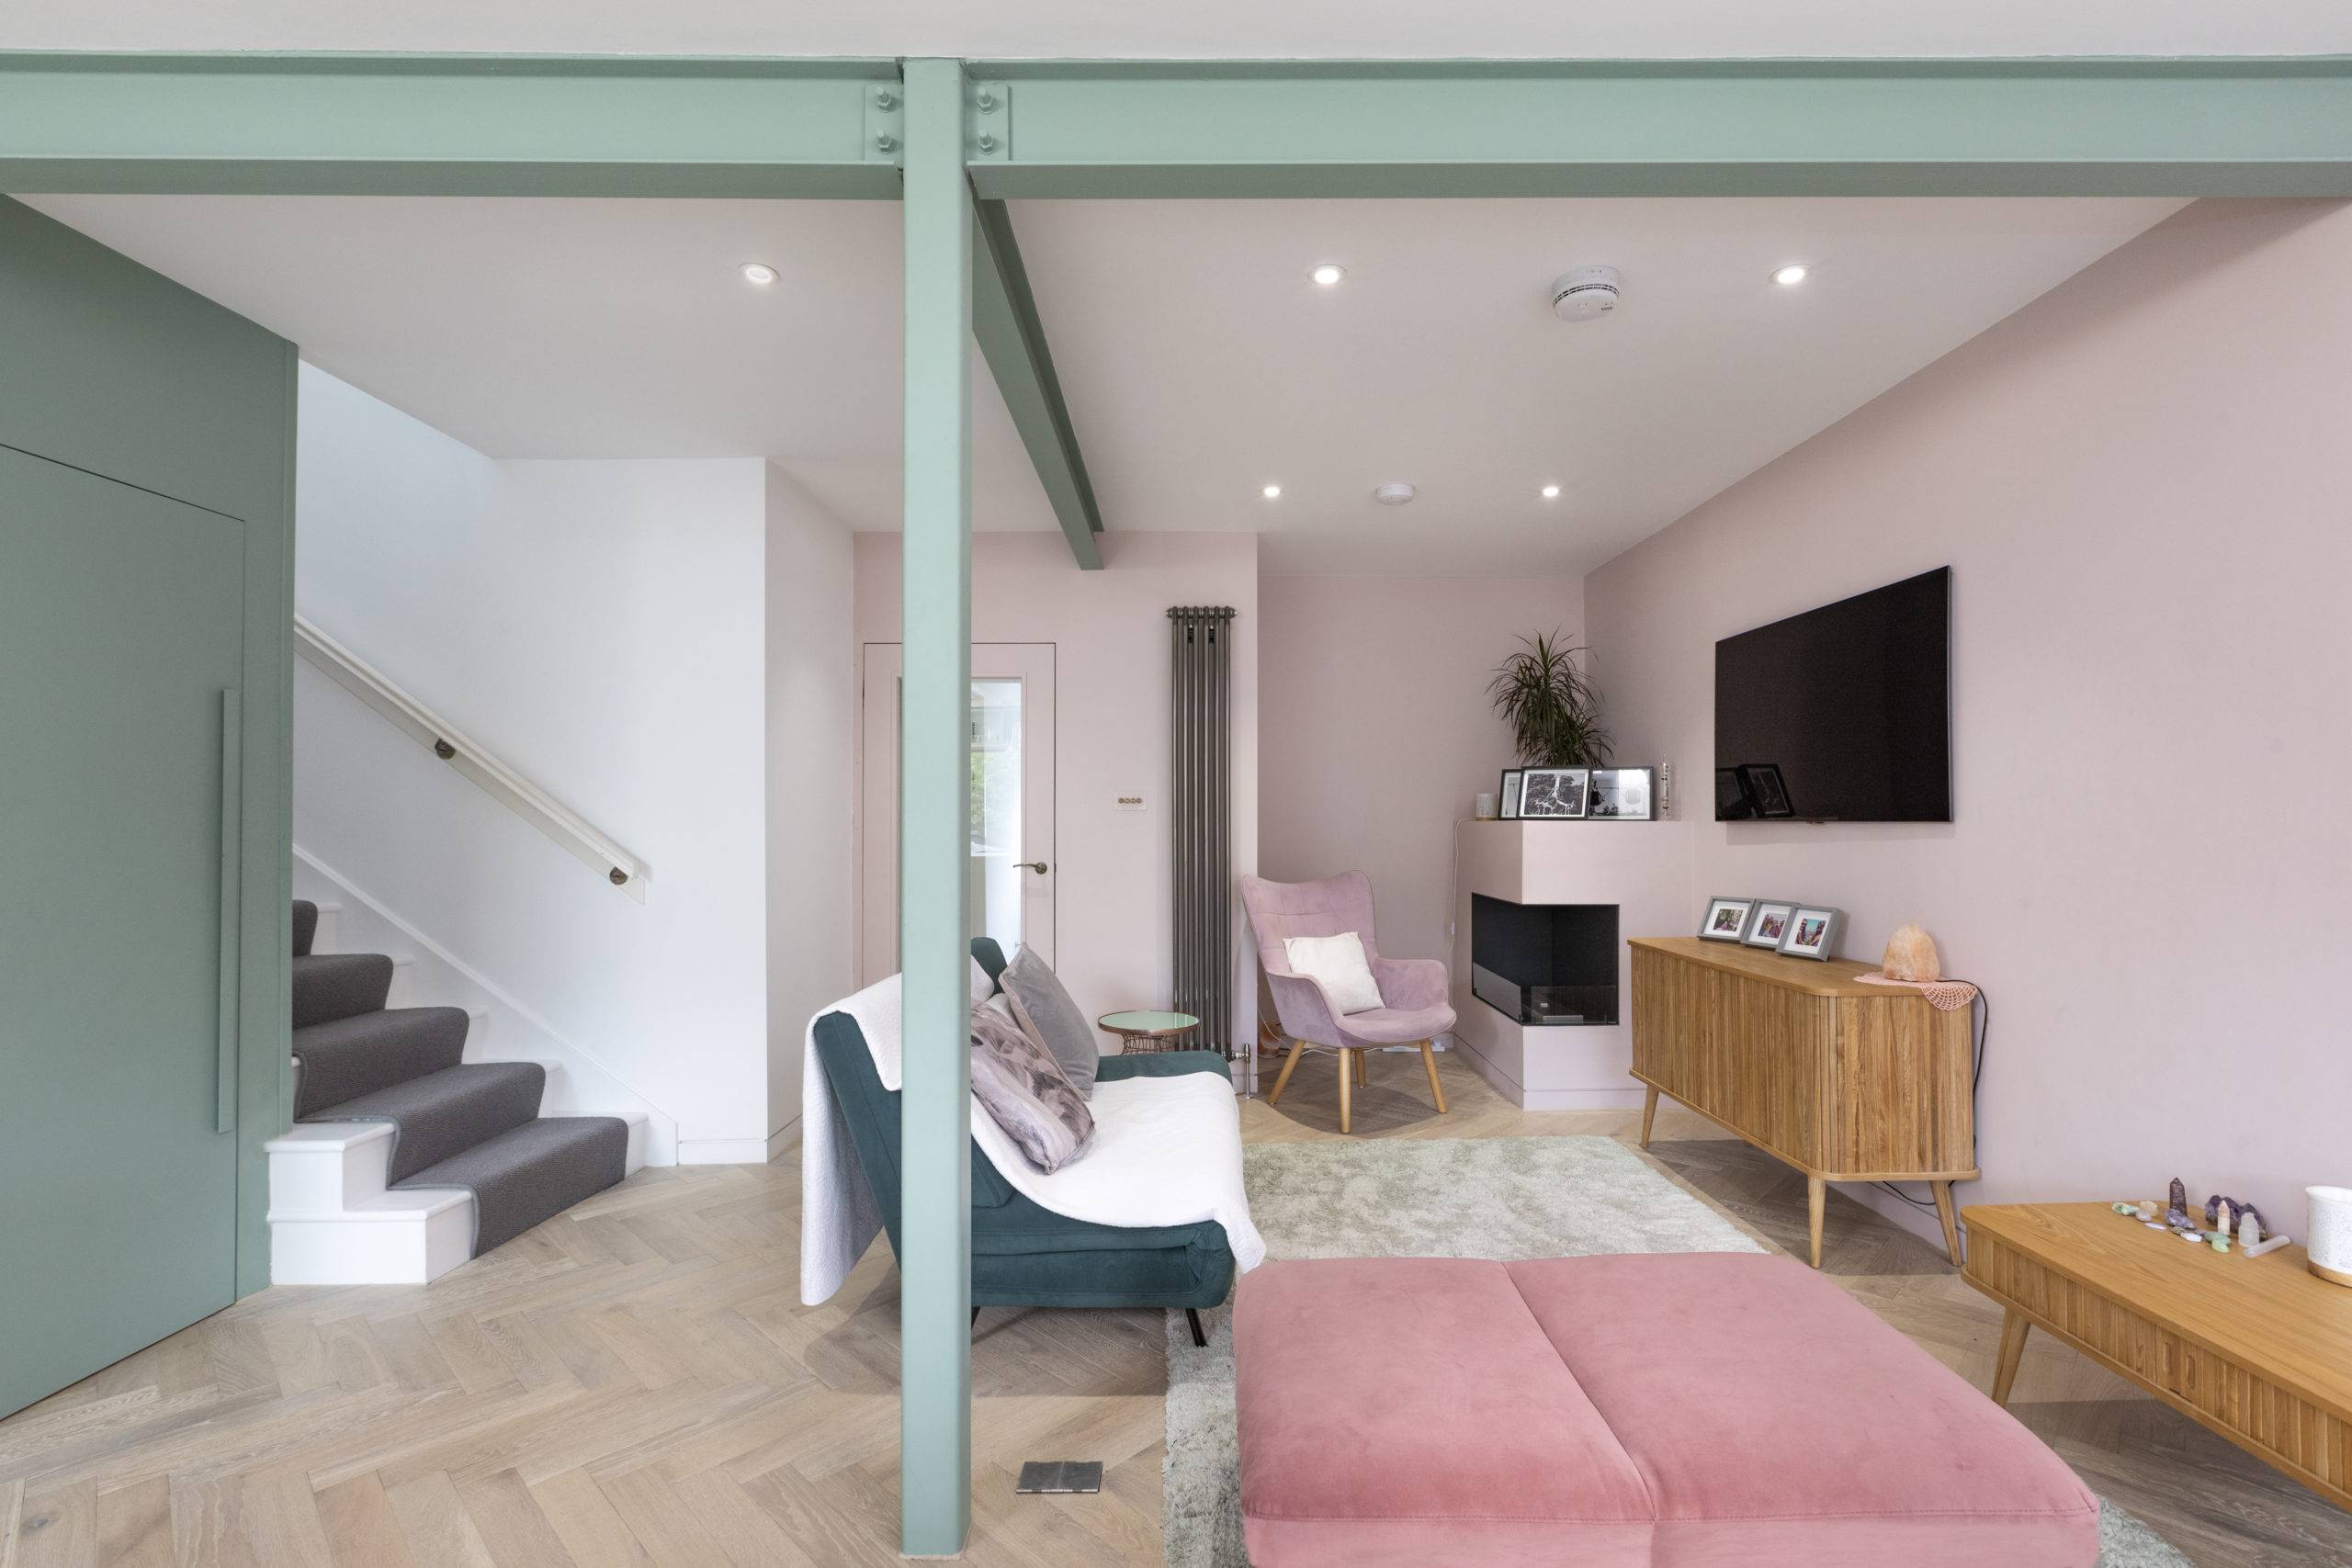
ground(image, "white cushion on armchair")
xmin=1283 ymin=931 xmax=1384 ymax=1015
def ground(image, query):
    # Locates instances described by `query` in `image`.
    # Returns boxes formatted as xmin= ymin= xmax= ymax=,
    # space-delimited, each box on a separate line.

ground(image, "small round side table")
xmin=1096 ymin=1010 xmax=1200 ymax=1053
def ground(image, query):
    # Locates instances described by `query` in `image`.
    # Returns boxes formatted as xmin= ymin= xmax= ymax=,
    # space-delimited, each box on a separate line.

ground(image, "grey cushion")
xmin=1001 ymin=945 xmax=1101 ymax=1096
xmin=970 ymin=998 xmax=1093 ymax=1172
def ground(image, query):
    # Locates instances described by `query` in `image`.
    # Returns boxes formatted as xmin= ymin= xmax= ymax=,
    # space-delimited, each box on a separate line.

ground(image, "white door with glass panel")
xmin=860 ymin=644 xmax=1056 ymax=987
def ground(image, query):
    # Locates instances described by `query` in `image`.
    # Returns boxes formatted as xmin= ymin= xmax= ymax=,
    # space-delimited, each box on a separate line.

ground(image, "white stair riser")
xmin=266 ymin=1112 xmax=647 ymax=1285
xmin=270 ymin=1197 xmax=471 ymax=1286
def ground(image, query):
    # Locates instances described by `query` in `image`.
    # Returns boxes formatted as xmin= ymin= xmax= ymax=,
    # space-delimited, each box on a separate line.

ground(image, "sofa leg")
xmin=1186 ymin=1308 xmax=1207 ymax=1348
xmin=971 ymin=1306 xmax=980 ymax=1328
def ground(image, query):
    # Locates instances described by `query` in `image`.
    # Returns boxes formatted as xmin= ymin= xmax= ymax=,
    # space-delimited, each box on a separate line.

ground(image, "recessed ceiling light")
xmin=1541 ymin=485 xmax=1562 ymax=500
xmin=740 ymin=262 xmax=780 ymax=286
xmin=1261 ymin=484 xmax=1283 ymax=500
xmin=1772 ymin=264 xmax=1810 ymax=287
xmin=1310 ymin=264 xmax=1345 ymax=287
xmin=1374 ymin=482 xmax=1417 ymax=506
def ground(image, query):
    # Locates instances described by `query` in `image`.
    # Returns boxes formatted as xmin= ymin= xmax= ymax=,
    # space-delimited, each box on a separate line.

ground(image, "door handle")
xmin=1017 ymin=861 xmax=1049 ymax=874
xmin=215 ymin=687 xmax=242 ymax=1134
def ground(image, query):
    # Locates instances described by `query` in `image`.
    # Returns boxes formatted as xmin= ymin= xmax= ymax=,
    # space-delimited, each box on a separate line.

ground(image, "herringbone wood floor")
xmin=5 ymin=1050 xmax=2347 ymax=1566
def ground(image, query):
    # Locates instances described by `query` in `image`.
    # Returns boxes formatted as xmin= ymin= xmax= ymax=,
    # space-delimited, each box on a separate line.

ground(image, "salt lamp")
xmin=1881 ymin=924 xmax=1941 ymax=982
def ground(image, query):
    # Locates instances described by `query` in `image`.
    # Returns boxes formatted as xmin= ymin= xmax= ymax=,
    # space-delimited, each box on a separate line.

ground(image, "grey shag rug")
xmin=1164 ymin=1134 xmax=2189 ymax=1568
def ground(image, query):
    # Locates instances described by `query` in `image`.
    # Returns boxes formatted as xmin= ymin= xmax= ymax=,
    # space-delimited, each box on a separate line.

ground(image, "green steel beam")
xmin=0 ymin=52 xmax=901 ymax=196
xmin=896 ymin=56 xmax=974 ymax=1562
xmin=964 ymin=58 xmax=2352 ymax=198
xmin=972 ymin=197 xmax=1105 ymax=570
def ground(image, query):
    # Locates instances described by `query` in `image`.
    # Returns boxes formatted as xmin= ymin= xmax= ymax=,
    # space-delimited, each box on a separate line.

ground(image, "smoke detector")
xmin=1373 ymin=482 xmax=1418 ymax=506
xmin=1551 ymin=265 xmax=1621 ymax=321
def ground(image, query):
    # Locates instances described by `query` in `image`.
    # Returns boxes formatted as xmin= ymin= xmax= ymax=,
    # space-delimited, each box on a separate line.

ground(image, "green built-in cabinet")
xmin=0 ymin=197 xmax=295 ymax=1416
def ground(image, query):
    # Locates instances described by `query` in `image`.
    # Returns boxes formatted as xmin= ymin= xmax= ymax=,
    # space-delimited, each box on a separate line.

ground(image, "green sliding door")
xmin=0 ymin=197 xmax=296 ymax=1416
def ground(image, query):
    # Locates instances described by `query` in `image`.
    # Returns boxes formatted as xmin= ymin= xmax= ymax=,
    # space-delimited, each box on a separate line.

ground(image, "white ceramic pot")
xmin=2308 ymin=1186 xmax=2352 ymax=1287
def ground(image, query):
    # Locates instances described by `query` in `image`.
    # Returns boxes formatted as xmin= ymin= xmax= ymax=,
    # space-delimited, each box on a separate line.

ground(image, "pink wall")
xmin=854 ymin=531 xmax=1260 ymax=1048
xmin=1259 ymin=575 xmax=1588 ymax=979
xmin=1585 ymin=199 xmax=2352 ymax=1244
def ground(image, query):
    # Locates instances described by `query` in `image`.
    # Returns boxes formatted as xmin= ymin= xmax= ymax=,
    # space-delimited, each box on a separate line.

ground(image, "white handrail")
xmin=293 ymin=615 xmax=650 ymax=901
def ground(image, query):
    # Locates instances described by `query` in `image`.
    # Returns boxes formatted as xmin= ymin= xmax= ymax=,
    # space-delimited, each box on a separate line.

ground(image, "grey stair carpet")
xmin=308 ymin=1061 xmax=547 ymax=1184
xmin=292 ymin=952 xmax=393 ymax=1028
xmin=288 ymin=901 xmax=627 ymax=1261
xmin=403 ymin=1117 xmax=630 ymax=1254
xmin=294 ymin=1006 xmax=471 ymax=1116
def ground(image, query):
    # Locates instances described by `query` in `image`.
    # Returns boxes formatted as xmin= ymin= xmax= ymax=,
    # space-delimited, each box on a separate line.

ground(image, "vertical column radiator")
xmin=1169 ymin=605 xmax=1236 ymax=1058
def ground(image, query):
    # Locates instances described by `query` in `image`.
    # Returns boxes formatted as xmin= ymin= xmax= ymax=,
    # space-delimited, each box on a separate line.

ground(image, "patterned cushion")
xmin=970 ymin=997 xmax=1094 ymax=1172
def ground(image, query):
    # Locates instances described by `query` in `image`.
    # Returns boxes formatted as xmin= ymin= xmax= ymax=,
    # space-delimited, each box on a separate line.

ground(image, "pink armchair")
xmin=1239 ymin=871 xmax=1453 ymax=1133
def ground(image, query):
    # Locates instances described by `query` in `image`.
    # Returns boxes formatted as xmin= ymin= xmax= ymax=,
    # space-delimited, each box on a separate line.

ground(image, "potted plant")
xmin=1487 ymin=631 xmax=1611 ymax=766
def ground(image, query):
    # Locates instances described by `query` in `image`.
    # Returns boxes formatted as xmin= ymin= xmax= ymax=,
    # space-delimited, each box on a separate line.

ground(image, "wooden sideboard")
xmin=1628 ymin=936 xmax=1978 ymax=1267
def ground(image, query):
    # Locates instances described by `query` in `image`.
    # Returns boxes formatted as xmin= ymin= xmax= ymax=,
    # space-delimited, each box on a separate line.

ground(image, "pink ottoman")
xmin=1233 ymin=1254 xmax=2100 ymax=1568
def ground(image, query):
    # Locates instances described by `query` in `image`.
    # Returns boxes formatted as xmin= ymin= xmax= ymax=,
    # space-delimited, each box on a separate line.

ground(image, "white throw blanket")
xmin=799 ymin=973 xmax=1265 ymax=1305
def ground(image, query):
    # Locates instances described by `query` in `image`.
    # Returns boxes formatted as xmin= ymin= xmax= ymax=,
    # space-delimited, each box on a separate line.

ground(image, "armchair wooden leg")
xmin=1264 ymin=1040 xmax=1306 ymax=1105
xmin=1417 ymin=1040 xmax=1448 ymax=1114
xmin=1337 ymin=1047 xmax=1353 ymax=1134
xmin=1353 ymin=1048 xmax=1368 ymax=1088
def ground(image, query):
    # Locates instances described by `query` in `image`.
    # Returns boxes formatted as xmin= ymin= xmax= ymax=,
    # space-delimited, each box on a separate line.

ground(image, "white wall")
xmin=765 ymin=466 xmax=857 ymax=1150
xmin=1584 ymin=199 xmax=2352 ymax=1246
xmin=295 ymin=365 xmax=812 ymax=1162
xmin=1259 ymin=574 xmax=1588 ymax=976
xmin=853 ymin=531 xmax=1261 ymax=1052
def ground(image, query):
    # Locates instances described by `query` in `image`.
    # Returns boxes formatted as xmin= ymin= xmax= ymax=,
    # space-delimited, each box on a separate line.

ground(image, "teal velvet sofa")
xmin=809 ymin=937 xmax=1236 ymax=1345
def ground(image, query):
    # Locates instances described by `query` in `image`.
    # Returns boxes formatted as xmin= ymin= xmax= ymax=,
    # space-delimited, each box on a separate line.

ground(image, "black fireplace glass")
xmin=1469 ymin=895 xmax=1619 ymax=1026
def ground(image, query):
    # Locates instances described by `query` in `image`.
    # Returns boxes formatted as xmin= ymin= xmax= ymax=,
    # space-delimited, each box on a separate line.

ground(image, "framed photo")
xmin=1779 ymin=905 xmax=1845 ymax=962
xmin=1715 ymin=767 xmax=1756 ymax=820
xmin=1737 ymin=762 xmax=1795 ymax=818
xmin=1498 ymin=769 xmax=1524 ymax=819
xmin=1587 ymin=766 xmax=1655 ymax=820
xmin=1519 ymin=767 xmax=1589 ymax=819
xmin=1744 ymin=899 xmax=1798 ymax=950
xmin=1699 ymin=896 xmax=1756 ymax=942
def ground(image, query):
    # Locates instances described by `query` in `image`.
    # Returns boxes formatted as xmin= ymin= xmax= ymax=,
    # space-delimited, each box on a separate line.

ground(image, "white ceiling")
xmin=4 ymin=0 xmax=2346 ymax=57
xmin=1012 ymin=196 xmax=2187 ymax=573
xmin=18 ymin=196 xmax=1058 ymax=537
xmin=21 ymin=192 xmax=2184 ymax=574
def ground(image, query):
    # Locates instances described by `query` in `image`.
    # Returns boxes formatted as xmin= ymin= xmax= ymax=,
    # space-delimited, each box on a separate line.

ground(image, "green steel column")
xmin=897 ymin=56 xmax=974 ymax=1560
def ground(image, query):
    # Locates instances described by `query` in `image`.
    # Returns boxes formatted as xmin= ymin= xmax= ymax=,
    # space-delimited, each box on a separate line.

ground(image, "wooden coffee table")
xmin=1963 ymin=1201 xmax=2352 ymax=1509
xmin=1096 ymin=1010 xmax=1199 ymax=1052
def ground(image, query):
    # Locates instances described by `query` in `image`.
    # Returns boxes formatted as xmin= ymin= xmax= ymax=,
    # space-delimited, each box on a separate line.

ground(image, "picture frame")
xmin=1737 ymin=762 xmax=1795 ymax=818
xmin=1699 ymin=896 xmax=1756 ymax=942
xmin=1518 ymin=766 xmax=1589 ymax=819
xmin=1778 ymin=905 xmax=1845 ymax=962
xmin=1715 ymin=767 xmax=1756 ymax=820
xmin=1587 ymin=765 xmax=1655 ymax=820
xmin=1744 ymin=899 xmax=1798 ymax=950
xmin=1498 ymin=769 xmax=1524 ymax=820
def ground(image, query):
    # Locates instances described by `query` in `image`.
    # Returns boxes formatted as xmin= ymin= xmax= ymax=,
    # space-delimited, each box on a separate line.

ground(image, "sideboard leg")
xmin=1932 ymin=1181 xmax=1963 ymax=1267
xmin=1806 ymin=1175 xmax=1827 ymax=1269
xmin=1991 ymin=1307 xmax=2031 ymax=1405
xmin=1638 ymin=1086 xmax=1659 ymax=1149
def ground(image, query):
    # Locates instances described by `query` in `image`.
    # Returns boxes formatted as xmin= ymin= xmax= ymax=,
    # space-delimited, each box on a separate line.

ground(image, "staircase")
xmin=267 ymin=899 xmax=647 ymax=1284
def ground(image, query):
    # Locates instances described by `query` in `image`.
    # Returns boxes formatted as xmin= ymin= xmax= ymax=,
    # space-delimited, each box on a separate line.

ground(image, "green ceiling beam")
xmin=963 ymin=58 xmax=2352 ymax=198
xmin=0 ymin=52 xmax=903 ymax=197
xmin=972 ymin=197 xmax=1104 ymax=570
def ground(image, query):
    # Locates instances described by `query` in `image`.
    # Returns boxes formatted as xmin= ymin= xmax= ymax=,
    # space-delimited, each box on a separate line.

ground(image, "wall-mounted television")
xmin=1714 ymin=567 xmax=1951 ymax=823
